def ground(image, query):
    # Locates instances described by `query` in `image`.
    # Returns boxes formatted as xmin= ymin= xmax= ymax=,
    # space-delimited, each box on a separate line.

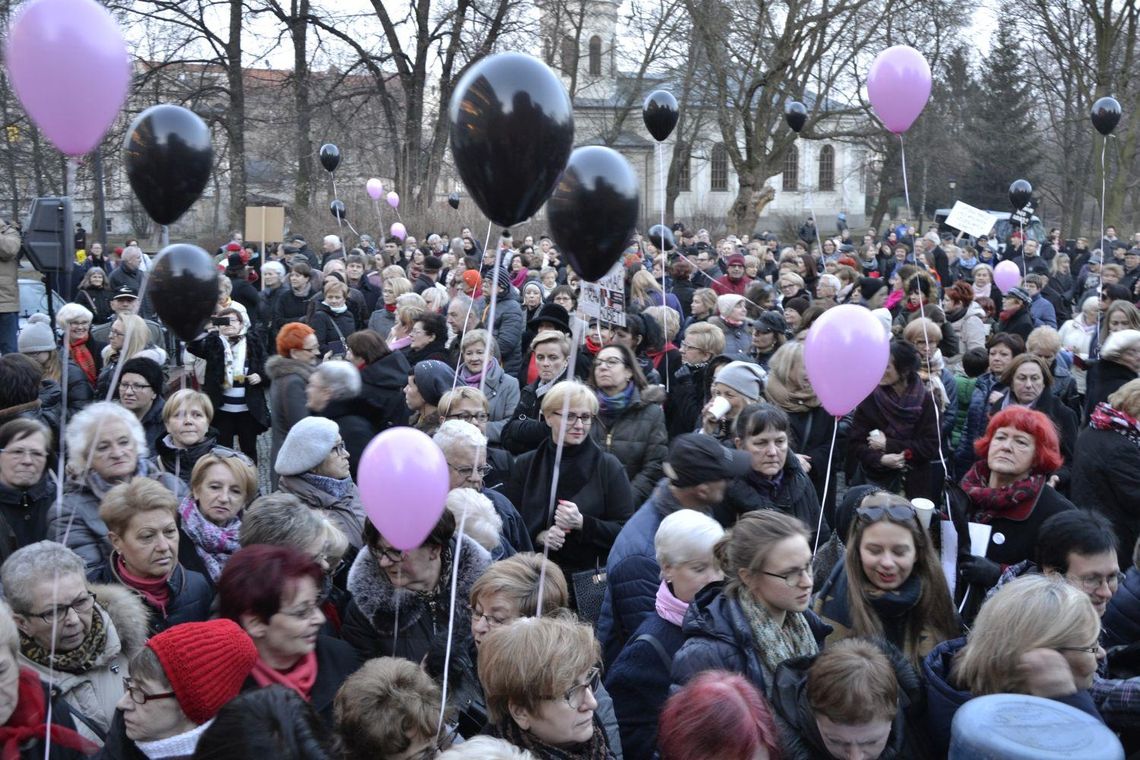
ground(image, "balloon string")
xmin=812 ymin=417 xmax=838 ymax=557
xmin=332 ymin=176 xmax=342 ymax=230
xmin=656 ymin=141 xmax=670 ymax=393
xmin=438 ymin=503 xmax=468 ymax=736
xmin=917 ymin=299 xmax=953 ymax=548
xmin=450 ymin=296 xmax=477 ymax=393
xmin=535 ymin=318 xmax=585 ymax=620
xmin=477 ymin=222 xmax=498 ymax=397
xmin=391 ymin=566 xmax=401 ymax=657
xmin=1093 ymin=138 xmax=1108 ymax=357
xmin=898 ymin=135 xmax=911 ymax=221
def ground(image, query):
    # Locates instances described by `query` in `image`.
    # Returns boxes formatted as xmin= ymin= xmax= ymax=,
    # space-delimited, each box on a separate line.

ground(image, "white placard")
xmin=968 ymin=522 xmax=992 ymax=557
xmin=944 ymin=201 xmax=999 ymax=239
xmin=941 ymin=519 xmax=958 ymax=597
xmin=578 ymin=261 xmax=626 ymax=327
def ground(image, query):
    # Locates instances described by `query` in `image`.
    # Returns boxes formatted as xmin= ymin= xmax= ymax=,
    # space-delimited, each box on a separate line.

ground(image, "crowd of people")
xmin=0 ymin=219 xmax=1136 ymax=758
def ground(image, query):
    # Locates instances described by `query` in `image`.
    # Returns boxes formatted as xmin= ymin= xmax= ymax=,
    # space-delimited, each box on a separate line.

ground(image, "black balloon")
xmin=149 ymin=244 xmax=218 ymax=342
xmin=648 ymin=224 xmax=675 ymax=252
xmin=448 ymin=192 xmax=460 ymax=210
xmin=449 ymin=52 xmax=574 ymax=227
xmin=319 ymin=143 xmax=340 ymax=173
xmin=785 ymin=101 xmax=808 ymax=133
xmin=330 ymin=199 xmax=347 ymax=221
xmin=643 ymin=90 xmax=679 ymax=142
xmin=1091 ymin=96 xmax=1122 ymax=136
xmin=123 ymin=104 xmax=212 ymax=226
xmin=547 ymin=146 xmax=639 ymax=282
xmin=1009 ymin=179 xmax=1033 ymax=210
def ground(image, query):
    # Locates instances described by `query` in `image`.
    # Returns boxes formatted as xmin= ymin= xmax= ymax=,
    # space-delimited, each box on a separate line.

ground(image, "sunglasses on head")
xmin=856 ymin=503 xmax=917 ymax=522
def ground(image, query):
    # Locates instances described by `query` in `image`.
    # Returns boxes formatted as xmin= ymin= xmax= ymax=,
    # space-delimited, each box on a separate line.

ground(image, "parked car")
xmin=17 ymin=277 xmax=66 ymax=331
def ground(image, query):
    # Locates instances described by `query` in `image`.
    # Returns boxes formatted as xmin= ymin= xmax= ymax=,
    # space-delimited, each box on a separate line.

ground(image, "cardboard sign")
xmin=944 ymin=201 xmax=999 ymax=239
xmin=1011 ymin=203 xmax=1035 ymax=227
xmin=244 ymin=206 xmax=286 ymax=246
xmin=579 ymin=261 xmax=626 ymax=327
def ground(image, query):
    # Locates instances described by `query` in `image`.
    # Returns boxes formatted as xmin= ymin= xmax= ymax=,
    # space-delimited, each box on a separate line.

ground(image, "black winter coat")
xmin=1104 ymin=567 xmax=1140 ymax=649
xmin=996 ymin=305 xmax=1034 ymax=341
xmin=1085 ymin=358 xmax=1138 ymax=418
xmin=671 ymin=582 xmax=831 ymax=695
xmin=0 ymin=473 xmax=55 ymax=558
xmin=150 ymin=429 xmax=241 ymax=485
xmin=590 ymin=387 xmax=668 ymax=505
xmin=664 ymin=361 xmax=709 ymax=438
xmin=1072 ymin=424 xmax=1140 ymax=557
xmin=771 ymin=641 xmax=935 ymax=760
xmin=309 ymin=304 xmax=356 ymax=355
xmin=849 ymin=382 xmax=940 ymax=500
xmin=717 ymin=456 xmax=830 ymax=545
xmin=358 ymin=351 xmax=413 ymax=431
xmin=318 ymin=396 xmax=379 ymax=480
xmin=499 ymin=372 xmax=562 ymax=456
xmin=89 ymin=557 xmax=213 ymax=636
xmin=239 ymin=635 xmax=360 ymax=727
xmin=271 ymin=287 xmax=313 ymax=333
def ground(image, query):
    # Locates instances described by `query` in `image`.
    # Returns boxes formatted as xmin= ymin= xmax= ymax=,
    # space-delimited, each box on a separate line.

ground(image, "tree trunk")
xmin=292 ymin=0 xmax=312 ymax=211
xmin=31 ymin=128 xmax=44 ymax=197
xmin=226 ymin=0 xmax=247 ymax=229
xmin=728 ymin=172 xmax=774 ymax=235
xmin=92 ymin=146 xmax=107 ymax=246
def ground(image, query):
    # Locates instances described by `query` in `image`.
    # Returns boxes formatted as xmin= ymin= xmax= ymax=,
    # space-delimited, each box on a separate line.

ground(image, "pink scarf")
xmin=655 ymin=581 xmax=688 ymax=627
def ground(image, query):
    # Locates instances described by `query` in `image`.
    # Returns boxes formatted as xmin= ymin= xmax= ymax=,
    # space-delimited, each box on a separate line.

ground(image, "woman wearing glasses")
xmin=588 ymin=343 xmax=667 ymax=505
xmin=479 ymin=615 xmax=615 ymax=759
xmin=218 ymin=545 xmax=359 ymax=727
xmin=342 ymin=509 xmax=490 ymax=665
xmin=274 ymin=417 xmax=366 ymax=552
xmin=505 ymin=381 xmax=634 ymax=586
xmin=1 ymin=541 xmax=148 ymax=742
xmin=671 ymin=510 xmax=830 ymax=695
xmin=813 ymin=491 xmax=959 ymax=669
xmin=923 ymin=575 xmax=1106 ymax=756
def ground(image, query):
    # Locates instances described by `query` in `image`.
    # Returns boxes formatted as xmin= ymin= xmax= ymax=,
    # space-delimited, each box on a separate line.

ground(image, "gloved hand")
xmin=959 ymin=554 xmax=1002 ymax=588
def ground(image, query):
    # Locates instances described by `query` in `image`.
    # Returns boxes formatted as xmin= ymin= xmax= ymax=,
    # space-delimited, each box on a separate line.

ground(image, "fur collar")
xmin=346 ymin=534 xmax=490 ymax=626
xmin=265 ymin=355 xmax=314 ymax=382
xmin=90 ymin=582 xmax=151 ymax=659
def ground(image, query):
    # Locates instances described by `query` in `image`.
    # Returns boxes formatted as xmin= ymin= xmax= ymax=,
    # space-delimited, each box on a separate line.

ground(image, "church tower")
xmin=537 ymin=0 xmax=621 ymax=102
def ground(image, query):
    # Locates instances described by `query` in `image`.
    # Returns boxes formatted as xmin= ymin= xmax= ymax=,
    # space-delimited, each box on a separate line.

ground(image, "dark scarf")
xmin=871 ymin=379 xmax=926 ymax=440
xmin=20 ymin=607 xmax=107 ymax=675
xmin=823 ymin=565 xmax=922 ymax=634
xmin=300 ymin=472 xmax=355 ymax=500
xmin=946 ymin=305 xmax=967 ymax=323
xmin=745 ymin=468 xmax=785 ymax=503
xmin=519 ymin=437 xmax=601 ymax=537
xmin=493 ymin=717 xmax=611 ymax=760
xmin=960 ymin=461 xmax=1046 ymax=523
xmin=999 ymin=307 xmax=1022 ymax=324
xmin=0 ymin=669 xmax=98 ymax=759
xmin=69 ymin=337 xmax=97 ymax=385
xmin=596 ymin=382 xmax=634 ymax=422
xmin=1090 ymin=402 xmax=1140 ymax=448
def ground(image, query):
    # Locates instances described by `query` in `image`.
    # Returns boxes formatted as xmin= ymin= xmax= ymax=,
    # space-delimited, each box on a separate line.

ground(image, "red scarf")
xmin=525 ymin=352 xmax=539 ymax=385
xmin=250 ymin=651 xmax=318 ymax=700
xmin=115 ymin=555 xmax=171 ymax=614
xmin=385 ymin=303 xmax=397 ymax=312
xmin=0 ymin=670 xmax=97 ymax=759
xmin=999 ymin=307 xmax=1021 ymax=323
xmin=646 ymin=342 xmax=677 ymax=370
xmin=70 ymin=338 xmax=97 ymax=385
xmin=584 ymin=335 xmax=603 ymax=355
xmin=960 ymin=461 xmax=1046 ymax=523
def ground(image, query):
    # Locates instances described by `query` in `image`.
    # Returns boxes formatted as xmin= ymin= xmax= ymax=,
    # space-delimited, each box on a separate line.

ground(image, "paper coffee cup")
xmin=709 ymin=396 xmax=732 ymax=420
xmin=911 ymin=498 xmax=935 ymax=530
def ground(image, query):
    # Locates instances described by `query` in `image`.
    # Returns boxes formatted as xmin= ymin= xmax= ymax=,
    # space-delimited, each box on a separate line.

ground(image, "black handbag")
xmin=570 ymin=565 xmax=607 ymax=629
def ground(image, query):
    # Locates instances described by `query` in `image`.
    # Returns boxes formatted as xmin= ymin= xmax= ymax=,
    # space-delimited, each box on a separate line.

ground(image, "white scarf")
xmin=136 ymin=719 xmax=214 ymax=758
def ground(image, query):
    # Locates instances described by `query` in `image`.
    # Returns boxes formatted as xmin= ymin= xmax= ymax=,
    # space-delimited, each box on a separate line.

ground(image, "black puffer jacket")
xmin=358 ymin=351 xmax=413 ymax=431
xmin=1072 ymin=423 xmax=1140 ymax=558
xmin=590 ymin=386 xmax=668 ymax=504
xmin=770 ymin=640 xmax=936 ymax=760
xmin=716 ymin=455 xmax=830 ymax=545
xmin=664 ymin=361 xmax=709 ymax=438
xmin=309 ymin=303 xmax=356 ymax=355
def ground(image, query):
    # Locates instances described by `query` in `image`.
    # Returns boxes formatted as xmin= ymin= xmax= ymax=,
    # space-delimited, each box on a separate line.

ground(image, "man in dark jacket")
xmin=597 ymin=434 xmax=751 ymax=666
xmin=996 ymin=287 xmax=1035 ymax=341
xmin=483 ymin=268 xmax=525 ymax=375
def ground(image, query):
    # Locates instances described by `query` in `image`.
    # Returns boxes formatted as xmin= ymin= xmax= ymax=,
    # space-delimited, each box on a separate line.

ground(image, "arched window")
xmin=818 ymin=145 xmax=835 ymax=191
xmin=561 ymin=37 xmax=577 ymax=75
xmin=783 ymin=146 xmax=799 ymax=191
xmin=710 ymin=143 xmax=728 ymax=192
xmin=588 ymin=36 xmax=602 ymax=76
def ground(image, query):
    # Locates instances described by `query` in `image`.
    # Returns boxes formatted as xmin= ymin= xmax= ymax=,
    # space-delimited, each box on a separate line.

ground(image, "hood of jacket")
xmin=265 ymin=354 xmax=315 ymax=383
xmin=360 ymin=351 xmax=412 ymax=390
xmin=772 ymin=640 xmax=926 ymax=760
xmin=921 ymin=637 xmax=971 ymax=745
xmin=346 ymin=533 xmax=491 ymax=628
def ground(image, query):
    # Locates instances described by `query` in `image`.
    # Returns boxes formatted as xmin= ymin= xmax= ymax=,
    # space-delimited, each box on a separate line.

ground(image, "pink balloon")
xmin=386 ymin=191 xmax=400 ymax=209
xmin=358 ymin=428 xmax=449 ymax=550
xmin=866 ymin=46 xmax=931 ymax=135
xmin=994 ymin=260 xmax=1022 ymax=292
xmin=4 ymin=0 xmax=130 ymax=156
xmin=366 ymin=178 xmax=383 ymax=200
xmin=390 ymin=222 xmax=407 ymax=241
xmin=803 ymin=305 xmax=890 ymax=416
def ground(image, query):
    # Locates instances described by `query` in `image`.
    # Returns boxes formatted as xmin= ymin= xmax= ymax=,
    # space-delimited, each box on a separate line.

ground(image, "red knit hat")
xmin=146 ymin=619 xmax=259 ymax=724
xmin=462 ymin=270 xmax=482 ymax=289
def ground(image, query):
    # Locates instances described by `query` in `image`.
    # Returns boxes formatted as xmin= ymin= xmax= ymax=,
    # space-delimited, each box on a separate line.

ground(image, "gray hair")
xmin=1101 ymin=329 xmax=1140 ymax=362
xmin=217 ymin=275 xmax=232 ymax=297
xmin=1 ymin=541 xmax=87 ymax=612
xmin=261 ymin=261 xmax=286 ymax=279
xmin=427 ymin=234 xmax=443 ymax=246
xmin=460 ymin=328 xmax=500 ymax=360
xmin=433 ymin=420 xmax=486 ymax=459
xmin=450 ymin=293 xmax=474 ymax=317
xmin=66 ymin=402 xmax=147 ymax=476
xmin=55 ymin=302 xmax=93 ymax=329
xmin=240 ymin=493 xmax=326 ymax=550
xmin=446 ymin=489 xmax=502 ymax=553
xmin=313 ymin=360 xmax=361 ymax=400
xmin=0 ymin=601 xmax=17 ymax=659
xmin=423 ymin=287 xmax=449 ymax=312
xmin=654 ymin=509 xmax=725 ymax=568
xmin=323 ymin=234 xmax=341 ymax=248
xmin=449 ymin=237 xmax=466 ymax=257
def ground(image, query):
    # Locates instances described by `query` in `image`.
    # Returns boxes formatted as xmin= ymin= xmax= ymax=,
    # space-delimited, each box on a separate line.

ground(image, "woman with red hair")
xmin=954 ymin=406 xmax=1075 ymax=622
xmin=266 ymin=322 xmax=320 ymax=487
xmin=658 ymin=670 xmax=781 ymax=760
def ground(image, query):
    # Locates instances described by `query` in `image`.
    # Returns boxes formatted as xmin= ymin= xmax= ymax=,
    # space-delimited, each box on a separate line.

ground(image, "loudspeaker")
xmin=21 ymin=196 xmax=74 ymax=274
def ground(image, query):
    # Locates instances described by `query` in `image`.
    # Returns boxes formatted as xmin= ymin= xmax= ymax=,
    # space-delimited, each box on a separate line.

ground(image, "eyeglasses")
xmin=761 ymin=563 xmax=813 ymax=587
xmin=372 ymin=545 xmax=407 ymax=564
xmin=280 ymin=603 xmax=322 ymax=621
xmin=542 ymin=667 xmax=602 ymax=710
xmin=445 ymin=411 xmax=489 ymax=423
xmin=595 ymin=357 xmax=626 ymax=368
xmin=122 ymin=677 xmax=177 ymax=705
xmin=552 ymin=412 xmax=594 ymax=426
xmin=119 ymin=382 xmax=151 ymax=393
xmin=27 ymin=592 xmax=96 ymax=624
xmin=0 ymin=448 xmax=47 ymax=461
xmin=1056 ymin=642 xmax=1101 ymax=655
xmin=468 ymin=604 xmax=510 ymax=628
xmin=855 ymin=504 xmax=917 ymax=523
xmin=1067 ymin=571 xmax=1125 ymax=592
xmin=449 ymin=463 xmax=492 ymax=479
